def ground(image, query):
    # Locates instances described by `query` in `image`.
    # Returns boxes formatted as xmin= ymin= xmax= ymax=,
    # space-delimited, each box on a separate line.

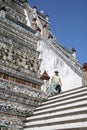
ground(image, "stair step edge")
xmin=25 ymin=107 xmax=87 ymax=121
xmin=34 ymin=99 xmax=87 ymax=114
xmin=25 ymin=118 xmax=87 ymax=128
xmin=47 ymin=86 xmax=87 ymax=101
xmin=36 ymin=94 xmax=87 ymax=110
xmin=42 ymin=89 xmax=87 ymax=105
xmin=24 ymin=121 xmax=87 ymax=130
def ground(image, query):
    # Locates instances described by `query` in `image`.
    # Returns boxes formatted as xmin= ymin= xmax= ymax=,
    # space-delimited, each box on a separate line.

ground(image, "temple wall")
xmin=0 ymin=0 xmax=84 ymax=129
xmin=37 ymin=40 xmax=83 ymax=92
xmin=84 ymin=72 xmax=87 ymax=85
xmin=0 ymin=1 xmax=47 ymax=129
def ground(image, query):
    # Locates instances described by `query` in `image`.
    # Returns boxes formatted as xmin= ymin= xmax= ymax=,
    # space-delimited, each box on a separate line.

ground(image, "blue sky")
xmin=29 ymin=0 xmax=87 ymax=65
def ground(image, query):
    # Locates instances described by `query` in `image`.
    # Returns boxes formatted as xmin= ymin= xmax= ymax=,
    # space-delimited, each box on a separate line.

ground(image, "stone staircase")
xmin=24 ymin=86 xmax=87 ymax=130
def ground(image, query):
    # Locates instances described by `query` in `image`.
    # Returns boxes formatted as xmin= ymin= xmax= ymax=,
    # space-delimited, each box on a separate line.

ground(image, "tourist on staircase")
xmin=50 ymin=70 xmax=62 ymax=95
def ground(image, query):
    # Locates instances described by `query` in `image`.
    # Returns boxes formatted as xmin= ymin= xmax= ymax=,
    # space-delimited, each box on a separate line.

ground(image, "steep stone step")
xmin=29 ymin=98 xmax=87 ymax=118
xmin=42 ymin=86 xmax=87 ymax=105
xmin=24 ymin=101 xmax=87 ymax=128
xmin=25 ymin=106 xmax=87 ymax=122
xmin=35 ymin=90 xmax=87 ymax=112
xmin=24 ymin=86 xmax=87 ymax=130
xmin=25 ymin=114 xmax=87 ymax=126
xmin=24 ymin=121 xmax=87 ymax=130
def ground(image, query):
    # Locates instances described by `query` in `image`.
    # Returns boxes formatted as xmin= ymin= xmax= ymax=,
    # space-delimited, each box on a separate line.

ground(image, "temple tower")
xmin=0 ymin=0 xmax=84 ymax=129
xmin=0 ymin=0 xmax=46 ymax=129
xmin=83 ymin=63 xmax=87 ymax=85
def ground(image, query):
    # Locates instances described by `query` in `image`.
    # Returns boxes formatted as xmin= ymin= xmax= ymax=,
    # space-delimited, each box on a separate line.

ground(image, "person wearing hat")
xmin=52 ymin=70 xmax=62 ymax=94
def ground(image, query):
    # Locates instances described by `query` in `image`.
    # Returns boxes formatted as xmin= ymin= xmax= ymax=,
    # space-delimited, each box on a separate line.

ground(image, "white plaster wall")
xmin=37 ymin=40 xmax=82 ymax=92
xmin=24 ymin=9 xmax=31 ymax=26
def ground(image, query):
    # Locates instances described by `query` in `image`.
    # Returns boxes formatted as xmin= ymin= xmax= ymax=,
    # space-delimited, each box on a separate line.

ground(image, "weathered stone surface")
xmin=0 ymin=77 xmax=46 ymax=129
xmin=0 ymin=0 xmax=47 ymax=129
xmin=0 ymin=32 xmax=40 ymax=77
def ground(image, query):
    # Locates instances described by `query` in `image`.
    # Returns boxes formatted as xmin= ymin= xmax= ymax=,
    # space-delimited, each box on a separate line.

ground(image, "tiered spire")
xmin=40 ymin=71 xmax=50 ymax=80
xmin=83 ymin=63 xmax=87 ymax=71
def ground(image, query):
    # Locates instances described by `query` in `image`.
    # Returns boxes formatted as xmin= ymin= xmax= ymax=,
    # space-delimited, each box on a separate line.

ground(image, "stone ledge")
xmin=0 ymin=78 xmax=47 ymax=117
xmin=0 ymin=65 xmax=44 ymax=86
xmin=0 ymin=78 xmax=46 ymax=100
